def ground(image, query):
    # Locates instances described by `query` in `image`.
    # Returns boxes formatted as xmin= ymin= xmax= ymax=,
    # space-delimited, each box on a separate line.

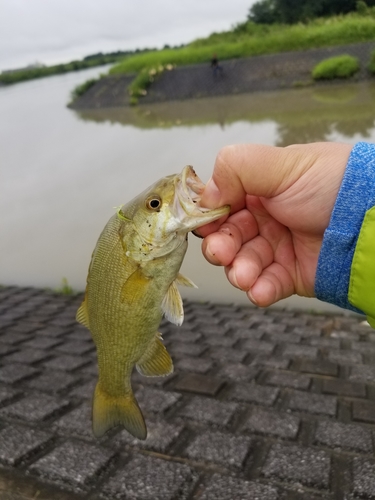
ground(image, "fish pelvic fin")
xmin=162 ymin=280 xmax=184 ymax=326
xmin=136 ymin=333 xmax=174 ymax=377
xmin=176 ymin=273 xmax=197 ymax=288
xmin=92 ymin=383 xmax=147 ymax=440
xmin=76 ymin=294 xmax=90 ymax=329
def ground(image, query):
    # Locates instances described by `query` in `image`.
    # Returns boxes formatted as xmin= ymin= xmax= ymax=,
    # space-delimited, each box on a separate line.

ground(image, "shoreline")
xmin=70 ymin=41 xmax=375 ymax=110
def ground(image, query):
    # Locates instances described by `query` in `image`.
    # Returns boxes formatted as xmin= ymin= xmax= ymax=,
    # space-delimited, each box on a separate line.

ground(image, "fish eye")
xmin=146 ymin=196 xmax=162 ymax=211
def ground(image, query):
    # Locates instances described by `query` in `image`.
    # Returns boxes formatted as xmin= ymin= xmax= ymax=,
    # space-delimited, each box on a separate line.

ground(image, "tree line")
xmin=248 ymin=0 xmax=375 ymax=24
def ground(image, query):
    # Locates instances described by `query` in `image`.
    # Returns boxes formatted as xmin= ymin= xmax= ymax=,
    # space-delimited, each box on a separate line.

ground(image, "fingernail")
xmin=202 ymin=178 xmax=221 ymax=208
xmin=248 ymin=288 xmax=259 ymax=305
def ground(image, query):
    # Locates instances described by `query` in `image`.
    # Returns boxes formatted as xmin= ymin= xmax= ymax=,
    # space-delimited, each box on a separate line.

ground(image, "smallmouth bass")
xmin=76 ymin=166 xmax=230 ymax=439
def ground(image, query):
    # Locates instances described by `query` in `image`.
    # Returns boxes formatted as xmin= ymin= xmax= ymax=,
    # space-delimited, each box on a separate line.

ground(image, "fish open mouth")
xmin=173 ymin=165 xmax=230 ymax=231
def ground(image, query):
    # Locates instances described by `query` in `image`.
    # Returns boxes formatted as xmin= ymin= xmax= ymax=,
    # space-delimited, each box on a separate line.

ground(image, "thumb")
xmin=201 ymin=144 xmax=316 ymax=213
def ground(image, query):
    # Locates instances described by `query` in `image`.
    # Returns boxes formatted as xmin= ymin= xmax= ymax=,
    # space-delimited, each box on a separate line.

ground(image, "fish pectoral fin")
xmin=136 ymin=334 xmax=174 ymax=377
xmin=176 ymin=273 xmax=198 ymax=288
xmin=121 ymin=268 xmax=150 ymax=304
xmin=92 ymin=383 xmax=147 ymax=440
xmin=76 ymin=295 xmax=90 ymax=328
xmin=162 ymin=280 xmax=184 ymax=326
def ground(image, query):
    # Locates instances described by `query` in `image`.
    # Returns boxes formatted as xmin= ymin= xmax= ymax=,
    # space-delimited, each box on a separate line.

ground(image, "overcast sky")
xmin=0 ymin=0 xmax=257 ymax=71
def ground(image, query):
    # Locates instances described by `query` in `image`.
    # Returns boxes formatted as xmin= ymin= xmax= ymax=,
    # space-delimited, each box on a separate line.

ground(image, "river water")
xmin=2 ymin=66 xmax=375 ymax=312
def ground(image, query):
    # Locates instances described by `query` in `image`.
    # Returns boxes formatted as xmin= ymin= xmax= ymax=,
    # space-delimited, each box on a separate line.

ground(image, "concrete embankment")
xmin=70 ymin=42 xmax=375 ymax=109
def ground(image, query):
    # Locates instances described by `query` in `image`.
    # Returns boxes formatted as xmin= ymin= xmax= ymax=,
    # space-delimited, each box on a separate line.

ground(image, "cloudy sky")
xmin=0 ymin=0 xmax=257 ymax=71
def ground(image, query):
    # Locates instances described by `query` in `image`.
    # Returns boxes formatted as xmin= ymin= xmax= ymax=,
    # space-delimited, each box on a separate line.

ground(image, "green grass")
xmin=368 ymin=48 xmax=375 ymax=74
xmin=127 ymin=64 xmax=173 ymax=104
xmin=312 ymin=55 xmax=360 ymax=80
xmin=70 ymin=77 xmax=100 ymax=101
xmin=54 ymin=278 xmax=75 ymax=296
xmin=110 ymin=13 xmax=375 ymax=76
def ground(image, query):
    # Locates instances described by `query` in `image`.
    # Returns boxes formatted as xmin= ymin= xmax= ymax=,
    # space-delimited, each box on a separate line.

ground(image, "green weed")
xmin=312 ymin=55 xmax=360 ymax=80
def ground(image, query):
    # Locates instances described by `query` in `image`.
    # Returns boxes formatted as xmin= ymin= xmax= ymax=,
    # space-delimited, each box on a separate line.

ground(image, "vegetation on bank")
xmin=368 ymin=48 xmax=375 ymax=74
xmin=312 ymin=55 xmax=360 ymax=80
xmin=0 ymin=49 xmax=153 ymax=85
xmin=110 ymin=13 xmax=375 ymax=77
xmin=128 ymin=64 xmax=174 ymax=104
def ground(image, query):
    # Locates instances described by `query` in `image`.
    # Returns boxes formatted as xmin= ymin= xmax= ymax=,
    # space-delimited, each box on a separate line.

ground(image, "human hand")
xmin=198 ymin=143 xmax=352 ymax=307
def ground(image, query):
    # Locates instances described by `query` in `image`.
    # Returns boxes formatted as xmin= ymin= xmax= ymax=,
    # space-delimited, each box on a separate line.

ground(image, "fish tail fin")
xmin=92 ymin=383 xmax=147 ymax=440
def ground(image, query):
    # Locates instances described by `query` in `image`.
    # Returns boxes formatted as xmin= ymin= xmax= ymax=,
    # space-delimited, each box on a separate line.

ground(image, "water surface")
xmin=2 ymin=70 xmax=375 ymax=312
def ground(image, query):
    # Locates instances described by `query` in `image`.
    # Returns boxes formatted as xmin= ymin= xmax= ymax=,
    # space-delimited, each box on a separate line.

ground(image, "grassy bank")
xmin=110 ymin=13 xmax=375 ymax=75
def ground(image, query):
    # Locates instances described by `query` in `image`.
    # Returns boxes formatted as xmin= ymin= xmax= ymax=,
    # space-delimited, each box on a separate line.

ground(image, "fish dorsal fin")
xmin=121 ymin=268 xmax=150 ymax=305
xmin=136 ymin=333 xmax=173 ymax=377
xmin=76 ymin=295 xmax=90 ymax=328
xmin=162 ymin=280 xmax=184 ymax=326
xmin=176 ymin=273 xmax=197 ymax=288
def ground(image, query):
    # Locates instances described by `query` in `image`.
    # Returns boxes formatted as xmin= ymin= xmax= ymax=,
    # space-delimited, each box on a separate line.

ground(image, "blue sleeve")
xmin=315 ymin=142 xmax=375 ymax=313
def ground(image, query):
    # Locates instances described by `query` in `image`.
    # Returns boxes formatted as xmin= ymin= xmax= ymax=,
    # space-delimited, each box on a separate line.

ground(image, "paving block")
xmin=43 ymin=354 xmax=89 ymax=372
xmin=314 ymin=420 xmax=372 ymax=452
xmin=288 ymin=390 xmax=337 ymax=416
xmin=53 ymin=403 xmax=93 ymax=438
xmin=175 ymin=357 xmax=214 ymax=374
xmin=208 ymin=347 xmax=247 ymax=363
xmin=0 ymin=363 xmax=39 ymax=384
xmin=178 ymin=396 xmax=238 ymax=426
xmin=217 ymin=363 xmax=258 ymax=382
xmin=174 ymin=373 xmax=224 ymax=396
xmin=308 ymin=337 xmax=341 ymax=348
xmin=69 ymin=379 xmax=96 ymax=399
xmin=352 ymin=457 xmax=375 ymax=498
xmin=0 ymin=345 xmax=17 ymax=357
xmin=295 ymin=359 xmax=338 ymax=377
xmin=243 ymin=340 xmax=275 ymax=355
xmin=22 ymin=336 xmax=62 ymax=350
xmin=267 ymin=332 xmax=302 ymax=344
xmin=0 ymin=385 xmax=20 ymax=406
xmin=229 ymin=383 xmax=279 ymax=406
xmin=0 ymin=424 xmax=53 ymax=466
xmin=172 ymin=331 xmax=202 ymax=343
xmin=251 ymin=356 xmax=290 ymax=370
xmin=4 ymin=348 xmax=51 ymax=365
xmin=266 ymin=371 xmax=311 ymax=390
xmin=230 ymin=328 xmax=264 ymax=340
xmin=29 ymin=440 xmax=114 ymax=489
xmin=327 ymin=349 xmax=362 ymax=364
xmin=203 ymin=336 xmax=236 ymax=348
xmin=55 ymin=340 xmax=94 ymax=355
xmin=101 ymin=453 xmax=198 ymax=500
xmin=350 ymin=365 xmax=375 ymax=383
xmin=351 ymin=341 xmax=375 ymax=354
xmin=112 ymin=419 xmax=185 ymax=453
xmin=34 ymin=326 xmax=68 ymax=337
xmin=169 ymin=342 xmax=207 ymax=357
xmin=282 ymin=344 xmax=318 ymax=360
xmin=322 ymin=379 xmax=366 ymax=398
xmin=262 ymin=443 xmax=330 ymax=489
xmin=0 ymin=393 xmax=69 ymax=422
xmin=352 ymin=400 xmax=375 ymax=424
xmin=198 ymin=473 xmax=279 ymax=500
xmin=244 ymin=408 xmax=300 ymax=439
xmin=186 ymin=431 xmax=252 ymax=468
xmin=26 ymin=370 xmax=78 ymax=394
xmin=0 ymin=332 xmax=29 ymax=345
xmin=135 ymin=386 xmax=181 ymax=414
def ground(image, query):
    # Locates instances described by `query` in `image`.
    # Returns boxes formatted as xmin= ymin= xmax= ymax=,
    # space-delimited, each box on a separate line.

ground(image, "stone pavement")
xmin=0 ymin=286 xmax=375 ymax=499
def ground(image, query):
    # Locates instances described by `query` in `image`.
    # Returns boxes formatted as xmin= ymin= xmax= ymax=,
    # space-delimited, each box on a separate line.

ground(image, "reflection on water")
xmin=2 ymin=71 xmax=375 ymax=311
xmin=76 ymin=81 xmax=375 ymax=146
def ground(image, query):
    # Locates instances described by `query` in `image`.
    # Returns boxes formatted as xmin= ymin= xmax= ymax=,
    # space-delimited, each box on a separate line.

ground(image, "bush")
xmin=312 ymin=55 xmax=360 ymax=80
xmin=368 ymin=48 xmax=375 ymax=74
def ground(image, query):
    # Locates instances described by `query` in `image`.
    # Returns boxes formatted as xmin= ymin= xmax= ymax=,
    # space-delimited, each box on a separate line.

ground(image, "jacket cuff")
xmin=315 ymin=142 xmax=375 ymax=313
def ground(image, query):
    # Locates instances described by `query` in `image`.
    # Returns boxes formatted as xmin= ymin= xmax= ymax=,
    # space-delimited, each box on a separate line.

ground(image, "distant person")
xmin=211 ymin=53 xmax=223 ymax=77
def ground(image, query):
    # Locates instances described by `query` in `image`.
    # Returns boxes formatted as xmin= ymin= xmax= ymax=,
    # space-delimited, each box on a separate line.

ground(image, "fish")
xmin=76 ymin=165 xmax=230 ymax=440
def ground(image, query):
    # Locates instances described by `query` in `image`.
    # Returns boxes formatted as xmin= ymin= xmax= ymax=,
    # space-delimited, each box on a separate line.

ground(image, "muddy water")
xmin=2 ymin=68 xmax=375 ymax=312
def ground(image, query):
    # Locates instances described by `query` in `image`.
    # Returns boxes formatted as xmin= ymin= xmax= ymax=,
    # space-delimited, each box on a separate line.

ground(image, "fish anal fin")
xmin=76 ymin=294 xmax=90 ymax=328
xmin=136 ymin=334 xmax=173 ymax=377
xmin=162 ymin=281 xmax=184 ymax=326
xmin=176 ymin=273 xmax=197 ymax=288
xmin=92 ymin=383 xmax=147 ymax=440
xmin=121 ymin=268 xmax=151 ymax=304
